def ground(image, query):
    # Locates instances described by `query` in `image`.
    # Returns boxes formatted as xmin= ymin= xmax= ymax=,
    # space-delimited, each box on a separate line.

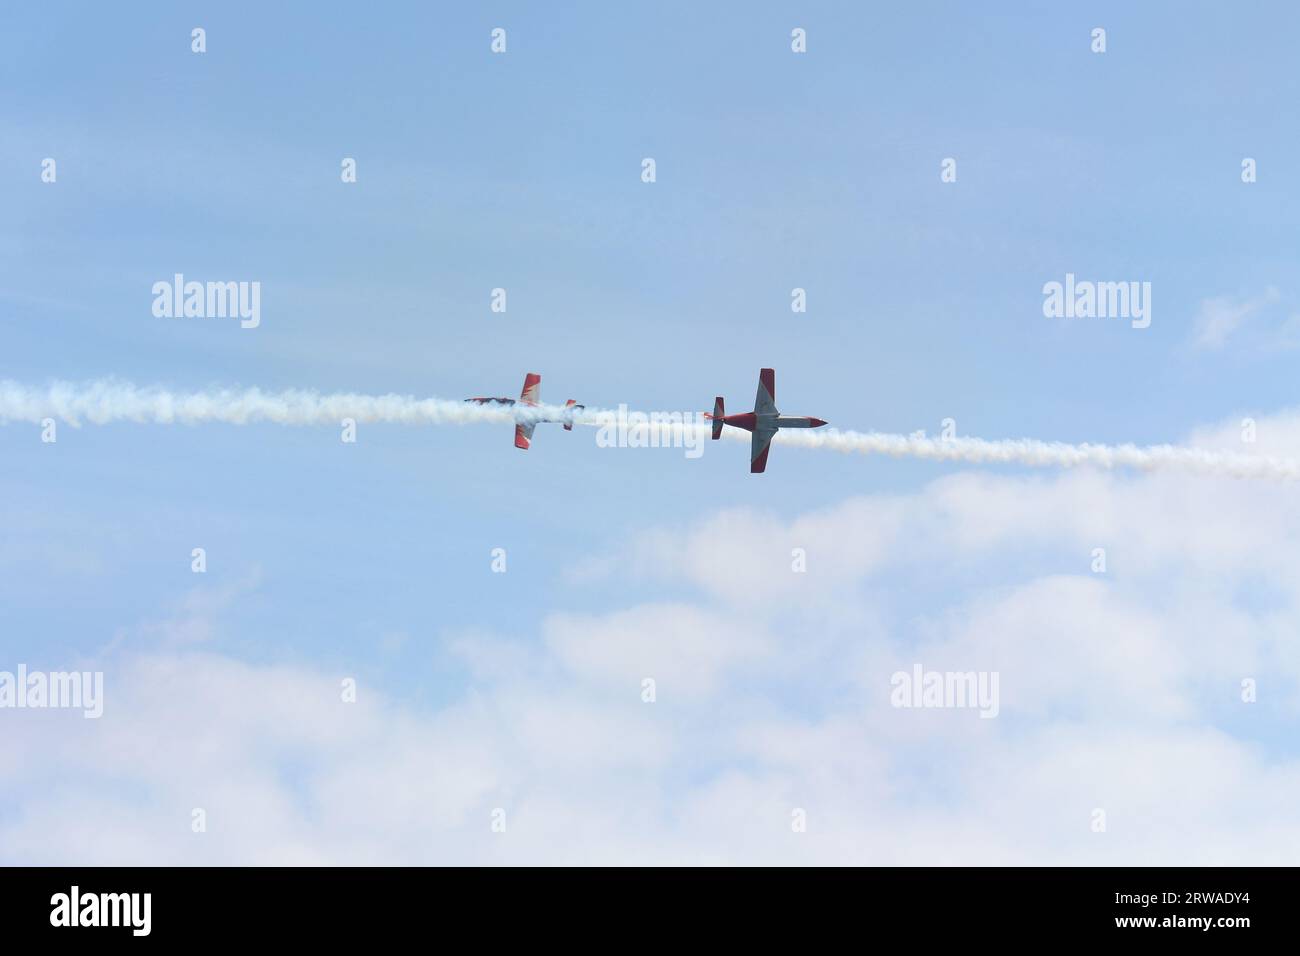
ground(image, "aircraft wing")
xmin=754 ymin=368 xmax=777 ymax=416
xmin=466 ymin=397 xmax=515 ymax=405
xmin=515 ymin=421 xmax=536 ymax=450
xmin=751 ymin=424 xmax=776 ymax=473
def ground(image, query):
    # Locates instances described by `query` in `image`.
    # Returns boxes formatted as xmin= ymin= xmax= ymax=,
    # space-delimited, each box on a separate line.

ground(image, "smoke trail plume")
xmin=3 ymin=380 xmax=1296 ymax=481
xmin=596 ymin=420 xmax=1300 ymax=480
xmin=0 ymin=380 xmax=567 ymax=428
xmin=766 ymin=427 xmax=1300 ymax=481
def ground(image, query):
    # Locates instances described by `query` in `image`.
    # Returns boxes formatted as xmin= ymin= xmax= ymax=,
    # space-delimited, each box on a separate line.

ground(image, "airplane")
xmin=465 ymin=373 xmax=583 ymax=450
xmin=704 ymin=368 xmax=827 ymax=473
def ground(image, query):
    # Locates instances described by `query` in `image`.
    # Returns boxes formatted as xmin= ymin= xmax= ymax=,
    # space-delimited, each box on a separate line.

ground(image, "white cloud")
xmin=7 ymin=420 xmax=1300 ymax=864
xmin=1191 ymin=288 xmax=1281 ymax=349
xmin=544 ymin=603 xmax=772 ymax=698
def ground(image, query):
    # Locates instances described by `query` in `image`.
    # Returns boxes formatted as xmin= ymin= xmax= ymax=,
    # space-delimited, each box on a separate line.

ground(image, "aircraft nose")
xmin=809 ymin=418 xmax=828 ymax=428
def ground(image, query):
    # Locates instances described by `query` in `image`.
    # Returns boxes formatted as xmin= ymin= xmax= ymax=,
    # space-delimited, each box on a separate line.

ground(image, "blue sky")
xmin=3 ymin=2 xmax=1300 ymax=863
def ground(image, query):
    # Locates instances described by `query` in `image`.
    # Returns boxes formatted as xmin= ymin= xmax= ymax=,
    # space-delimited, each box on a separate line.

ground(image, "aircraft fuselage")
xmin=718 ymin=413 xmax=827 ymax=432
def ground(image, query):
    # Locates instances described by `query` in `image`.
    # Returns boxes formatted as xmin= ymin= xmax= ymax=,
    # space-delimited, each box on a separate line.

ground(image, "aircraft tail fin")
xmin=711 ymin=397 xmax=724 ymax=439
xmin=519 ymin=372 xmax=541 ymax=406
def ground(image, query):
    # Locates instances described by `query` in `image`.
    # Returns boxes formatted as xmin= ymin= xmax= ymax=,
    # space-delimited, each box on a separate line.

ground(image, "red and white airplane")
xmin=705 ymin=368 xmax=827 ymax=473
xmin=465 ymin=373 xmax=583 ymax=450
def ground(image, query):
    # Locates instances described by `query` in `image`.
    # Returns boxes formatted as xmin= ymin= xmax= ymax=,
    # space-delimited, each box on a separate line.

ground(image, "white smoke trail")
xmin=0 ymin=380 xmax=565 ymax=428
xmin=2 ymin=380 xmax=1296 ymax=481
xmin=592 ymin=419 xmax=1300 ymax=480
xmin=765 ymin=427 xmax=1300 ymax=481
